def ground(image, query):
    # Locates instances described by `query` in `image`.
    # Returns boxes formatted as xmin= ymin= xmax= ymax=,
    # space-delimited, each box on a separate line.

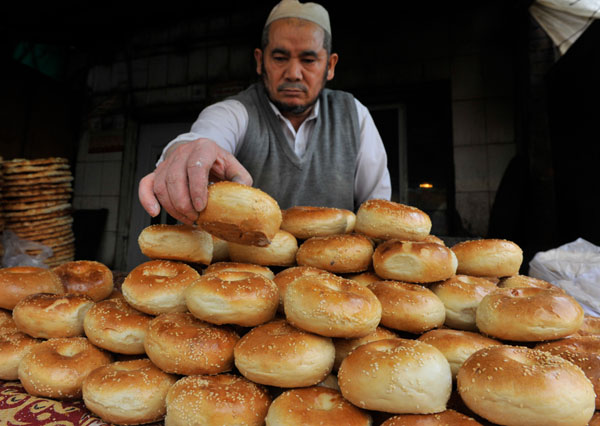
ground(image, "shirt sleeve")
xmin=354 ymin=98 xmax=393 ymax=208
xmin=156 ymin=99 xmax=249 ymax=166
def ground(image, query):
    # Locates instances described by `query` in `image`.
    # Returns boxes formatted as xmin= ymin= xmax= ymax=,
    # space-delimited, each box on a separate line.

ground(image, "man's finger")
xmin=163 ymin=151 xmax=201 ymax=223
xmin=138 ymin=173 xmax=160 ymax=217
xmin=223 ymin=151 xmax=253 ymax=186
xmin=187 ymin=143 xmax=218 ymax=212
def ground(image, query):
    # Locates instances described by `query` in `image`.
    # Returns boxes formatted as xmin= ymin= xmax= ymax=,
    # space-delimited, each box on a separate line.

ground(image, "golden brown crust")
xmin=576 ymin=315 xmax=600 ymax=337
xmin=83 ymin=298 xmax=152 ymax=354
xmin=457 ymin=345 xmax=595 ymax=426
xmin=0 ymin=266 xmax=65 ymax=310
xmin=203 ymin=261 xmax=275 ymax=279
xmin=333 ymin=326 xmax=398 ymax=371
xmin=184 ymin=271 xmax=279 ymax=327
xmin=233 ymin=319 xmax=335 ymax=388
xmin=535 ymin=335 xmax=600 ymax=409
xmin=13 ymin=293 xmax=94 ymax=338
xmin=429 ymin=275 xmax=499 ymax=331
xmin=165 ymin=374 xmax=271 ymax=426
xmin=82 ymin=358 xmax=177 ymax=425
xmin=380 ymin=410 xmax=483 ymax=425
xmin=498 ymin=274 xmax=561 ymax=291
xmin=284 ymin=274 xmax=382 ymax=338
xmin=265 ymin=386 xmax=372 ymax=426
xmin=195 ymin=181 xmax=282 ymax=246
xmin=137 ymin=224 xmax=217 ymax=265
xmin=451 ymin=239 xmax=523 ymax=277
xmin=373 ymin=240 xmax=458 ymax=283
xmin=355 ymin=199 xmax=432 ymax=241
xmin=273 ymin=265 xmax=335 ymax=312
xmin=338 ymin=338 xmax=452 ymax=414
xmin=281 ymin=206 xmax=356 ymax=239
xmin=51 ymin=260 xmax=113 ymax=302
xmin=417 ymin=329 xmax=502 ymax=379
xmin=227 ymin=229 xmax=298 ymax=266
xmin=144 ymin=312 xmax=239 ymax=375
xmin=121 ymin=260 xmax=200 ymax=315
xmin=476 ymin=287 xmax=584 ymax=341
xmin=0 ymin=311 xmax=41 ymax=380
xmin=296 ymin=233 xmax=374 ymax=273
xmin=18 ymin=337 xmax=112 ymax=399
xmin=368 ymin=280 xmax=445 ymax=334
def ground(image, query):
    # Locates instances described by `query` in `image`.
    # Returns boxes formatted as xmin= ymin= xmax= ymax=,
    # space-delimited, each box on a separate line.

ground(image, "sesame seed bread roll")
xmin=195 ymin=181 xmax=282 ymax=247
xmin=265 ymin=386 xmax=371 ymax=426
xmin=417 ymin=329 xmax=502 ymax=379
xmin=355 ymin=199 xmax=432 ymax=241
xmin=144 ymin=312 xmax=239 ymax=375
xmin=52 ymin=260 xmax=114 ymax=302
xmin=227 ymin=229 xmax=298 ymax=266
xmin=430 ymin=275 xmax=499 ymax=331
xmin=535 ymin=335 xmax=600 ymax=408
xmin=0 ymin=266 xmax=64 ymax=310
xmin=233 ymin=319 xmax=335 ymax=388
xmin=476 ymin=287 xmax=584 ymax=341
xmin=451 ymin=239 xmax=523 ymax=277
xmin=273 ymin=265 xmax=335 ymax=313
xmin=281 ymin=206 xmax=356 ymax=239
xmin=203 ymin=261 xmax=275 ymax=279
xmin=18 ymin=337 xmax=112 ymax=400
xmin=368 ymin=280 xmax=445 ymax=334
xmin=372 ymin=240 xmax=458 ymax=284
xmin=82 ymin=358 xmax=177 ymax=425
xmin=184 ymin=271 xmax=279 ymax=327
xmin=338 ymin=338 xmax=452 ymax=414
xmin=137 ymin=223 xmax=223 ymax=265
xmin=296 ymin=233 xmax=374 ymax=274
xmin=576 ymin=315 xmax=600 ymax=337
xmin=165 ymin=374 xmax=271 ymax=426
xmin=333 ymin=326 xmax=399 ymax=371
xmin=13 ymin=293 xmax=94 ymax=339
xmin=83 ymin=298 xmax=152 ymax=354
xmin=121 ymin=260 xmax=200 ymax=315
xmin=380 ymin=410 xmax=483 ymax=425
xmin=0 ymin=310 xmax=41 ymax=380
xmin=498 ymin=274 xmax=561 ymax=291
xmin=457 ymin=345 xmax=595 ymax=426
xmin=284 ymin=274 xmax=382 ymax=338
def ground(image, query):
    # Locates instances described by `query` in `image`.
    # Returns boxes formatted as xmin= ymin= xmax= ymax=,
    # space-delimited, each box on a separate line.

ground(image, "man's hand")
xmin=138 ymin=139 xmax=253 ymax=225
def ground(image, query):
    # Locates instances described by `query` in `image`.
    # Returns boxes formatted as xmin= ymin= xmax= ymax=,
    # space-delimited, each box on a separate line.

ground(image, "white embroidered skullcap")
xmin=265 ymin=0 xmax=331 ymax=35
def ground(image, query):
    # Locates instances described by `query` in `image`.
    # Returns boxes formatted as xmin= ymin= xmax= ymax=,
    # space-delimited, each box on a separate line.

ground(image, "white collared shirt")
xmin=158 ymin=97 xmax=392 ymax=207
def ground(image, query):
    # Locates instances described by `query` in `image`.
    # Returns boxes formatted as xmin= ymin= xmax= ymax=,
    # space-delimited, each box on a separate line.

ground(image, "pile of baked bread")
xmin=0 ymin=157 xmax=75 ymax=267
xmin=1 ymin=181 xmax=599 ymax=426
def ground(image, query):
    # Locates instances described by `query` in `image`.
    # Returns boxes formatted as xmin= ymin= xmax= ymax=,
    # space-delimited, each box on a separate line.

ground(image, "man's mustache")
xmin=277 ymin=82 xmax=308 ymax=92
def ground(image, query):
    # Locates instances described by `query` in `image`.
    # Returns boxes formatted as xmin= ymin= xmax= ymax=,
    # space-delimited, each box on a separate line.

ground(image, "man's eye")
xmin=302 ymin=58 xmax=316 ymax=64
xmin=273 ymin=56 xmax=287 ymax=62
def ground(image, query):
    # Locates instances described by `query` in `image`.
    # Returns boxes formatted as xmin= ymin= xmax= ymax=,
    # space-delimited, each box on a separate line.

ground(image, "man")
xmin=138 ymin=0 xmax=391 ymax=225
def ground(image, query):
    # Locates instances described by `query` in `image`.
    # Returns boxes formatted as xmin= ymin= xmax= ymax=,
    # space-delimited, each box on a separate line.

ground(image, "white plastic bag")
xmin=529 ymin=238 xmax=600 ymax=316
xmin=1 ymin=230 xmax=53 ymax=268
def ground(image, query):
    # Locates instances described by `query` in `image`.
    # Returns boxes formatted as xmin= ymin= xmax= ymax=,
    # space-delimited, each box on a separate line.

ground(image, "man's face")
xmin=254 ymin=18 xmax=338 ymax=117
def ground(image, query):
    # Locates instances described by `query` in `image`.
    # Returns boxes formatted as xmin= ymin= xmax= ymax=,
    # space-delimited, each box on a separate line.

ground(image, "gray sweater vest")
xmin=230 ymin=82 xmax=360 ymax=211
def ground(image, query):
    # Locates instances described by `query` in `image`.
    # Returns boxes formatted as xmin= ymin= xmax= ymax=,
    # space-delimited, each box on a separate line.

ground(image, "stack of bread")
xmin=0 ymin=157 xmax=75 ymax=267
xmin=1 ymin=180 xmax=599 ymax=426
xmin=0 ymin=156 xmax=4 ymax=259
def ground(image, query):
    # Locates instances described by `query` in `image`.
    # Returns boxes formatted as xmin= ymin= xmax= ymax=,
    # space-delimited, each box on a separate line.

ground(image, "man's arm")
xmin=138 ymin=100 xmax=251 ymax=224
xmin=354 ymin=99 xmax=392 ymax=208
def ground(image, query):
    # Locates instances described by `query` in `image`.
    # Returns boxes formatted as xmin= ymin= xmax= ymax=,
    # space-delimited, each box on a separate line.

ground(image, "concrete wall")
xmin=73 ymin=3 xmax=551 ymax=269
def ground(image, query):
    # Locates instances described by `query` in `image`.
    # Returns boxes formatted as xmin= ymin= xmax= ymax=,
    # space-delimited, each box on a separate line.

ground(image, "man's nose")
xmin=284 ymin=59 xmax=302 ymax=80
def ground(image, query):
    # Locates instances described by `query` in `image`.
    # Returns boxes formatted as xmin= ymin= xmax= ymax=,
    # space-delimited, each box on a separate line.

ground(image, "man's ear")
xmin=254 ymin=48 xmax=263 ymax=75
xmin=326 ymin=53 xmax=339 ymax=81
